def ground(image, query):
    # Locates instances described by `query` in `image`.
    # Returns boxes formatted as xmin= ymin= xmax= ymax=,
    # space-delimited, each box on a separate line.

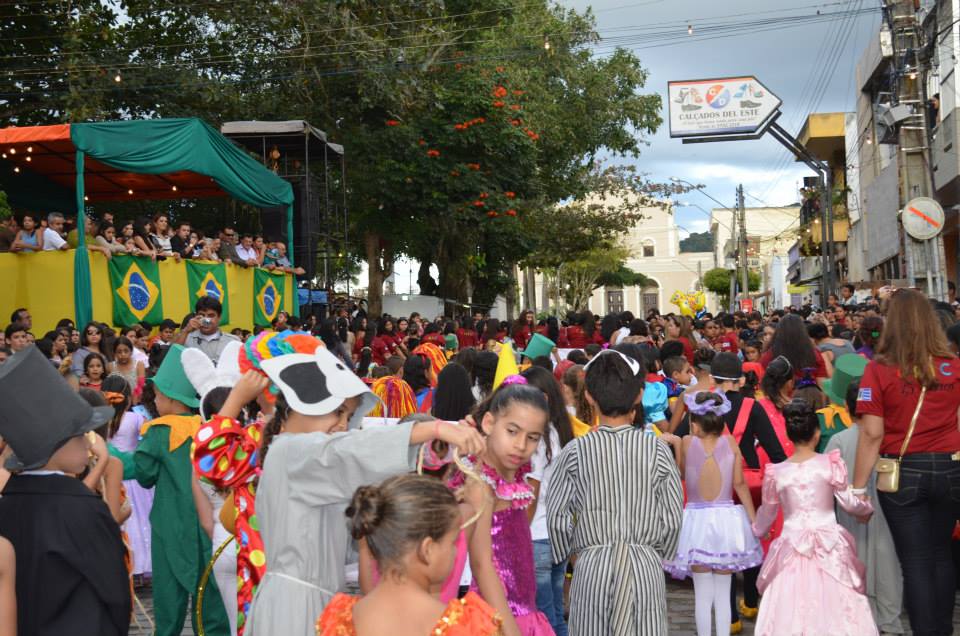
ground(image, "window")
xmin=606 ymin=290 xmax=624 ymax=314
xmin=642 ymin=240 xmax=655 ymax=258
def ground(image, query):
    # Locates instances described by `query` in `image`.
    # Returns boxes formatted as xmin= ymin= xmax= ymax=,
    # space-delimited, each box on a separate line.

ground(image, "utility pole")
xmin=738 ymin=184 xmax=748 ymax=309
xmin=728 ymin=199 xmax=737 ymax=313
xmin=886 ymin=0 xmax=946 ymax=297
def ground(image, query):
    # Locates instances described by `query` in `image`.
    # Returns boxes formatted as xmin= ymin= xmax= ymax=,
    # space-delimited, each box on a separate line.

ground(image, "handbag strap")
xmin=898 ymin=386 xmax=927 ymax=460
xmin=732 ymin=397 xmax=754 ymax=443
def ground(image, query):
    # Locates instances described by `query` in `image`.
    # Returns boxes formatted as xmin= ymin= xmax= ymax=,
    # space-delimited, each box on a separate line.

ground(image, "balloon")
xmin=670 ymin=290 xmax=707 ymax=319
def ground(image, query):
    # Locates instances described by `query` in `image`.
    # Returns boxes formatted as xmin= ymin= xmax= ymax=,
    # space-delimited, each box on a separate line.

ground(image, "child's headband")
xmin=583 ymin=349 xmax=641 ymax=376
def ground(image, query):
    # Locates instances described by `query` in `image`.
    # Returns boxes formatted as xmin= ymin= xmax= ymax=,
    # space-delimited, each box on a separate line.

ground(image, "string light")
xmin=908 ymin=70 xmax=917 ymax=80
xmin=13 ymin=167 xmax=19 ymax=173
xmin=8 ymin=148 xmax=15 ymax=155
xmin=25 ymin=156 xmax=31 ymax=162
xmin=1 ymin=153 xmax=6 ymax=159
xmin=688 ymin=24 xmax=693 ymax=35
xmin=84 ymin=195 xmax=89 ymax=201
xmin=26 ymin=146 xmax=32 ymax=152
xmin=543 ymin=36 xmax=550 ymax=51
xmin=127 ymin=188 xmax=133 ymax=195
xmin=114 ymin=73 xmax=122 ymax=83
xmin=171 ymin=185 xmax=177 ymax=191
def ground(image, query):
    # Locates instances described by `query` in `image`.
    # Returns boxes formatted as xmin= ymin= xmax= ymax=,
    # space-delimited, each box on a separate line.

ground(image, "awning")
xmin=0 ymin=118 xmax=296 ymax=325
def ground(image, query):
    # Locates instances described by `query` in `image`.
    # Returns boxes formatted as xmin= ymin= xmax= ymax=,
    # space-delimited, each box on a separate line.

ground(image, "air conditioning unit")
xmin=880 ymin=25 xmax=893 ymax=58
xmin=877 ymin=103 xmax=913 ymax=129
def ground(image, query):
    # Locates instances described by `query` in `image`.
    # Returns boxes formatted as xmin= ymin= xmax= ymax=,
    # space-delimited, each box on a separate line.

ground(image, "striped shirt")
xmin=547 ymin=425 xmax=683 ymax=636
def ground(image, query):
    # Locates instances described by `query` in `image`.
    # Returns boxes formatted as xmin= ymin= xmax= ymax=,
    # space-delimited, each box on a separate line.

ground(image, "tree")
xmin=680 ymin=231 xmax=713 ymax=253
xmin=702 ymin=267 xmax=761 ymax=308
xmin=558 ymin=245 xmax=638 ymax=311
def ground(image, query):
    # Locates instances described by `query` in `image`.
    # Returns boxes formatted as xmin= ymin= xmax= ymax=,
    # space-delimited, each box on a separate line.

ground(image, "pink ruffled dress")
xmin=752 ymin=450 xmax=878 ymax=636
xmin=450 ymin=459 xmax=555 ymax=636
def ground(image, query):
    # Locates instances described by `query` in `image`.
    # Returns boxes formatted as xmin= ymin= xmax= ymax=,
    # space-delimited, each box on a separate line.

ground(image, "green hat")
xmin=444 ymin=333 xmax=459 ymax=351
xmin=823 ymin=353 xmax=868 ymax=406
xmin=148 ymin=344 xmax=200 ymax=408
xmin=522 ymin=333 xmax=556 ymax=360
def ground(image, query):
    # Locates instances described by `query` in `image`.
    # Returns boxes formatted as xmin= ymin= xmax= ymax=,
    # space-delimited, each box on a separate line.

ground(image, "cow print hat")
xmin=260 ymin=345 xmax=380 ymax=428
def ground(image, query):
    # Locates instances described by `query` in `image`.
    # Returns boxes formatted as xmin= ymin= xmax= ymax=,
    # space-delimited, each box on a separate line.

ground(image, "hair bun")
xmin=782 ymin=398 xmax=818 ymax=443
xmin=347 ymin=485 xmax=386 ymax=540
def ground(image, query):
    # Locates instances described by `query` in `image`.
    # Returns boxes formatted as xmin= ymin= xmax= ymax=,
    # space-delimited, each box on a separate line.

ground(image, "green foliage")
xmin=679 ymin=231 xmax=713 ymax=253
xmin=0 ymin=191 xmax=11 ymax=220
xmin=2 ymin=0 xmax=666 ymax=312
xmin=703 ymin=267 xmax=760 ymax=307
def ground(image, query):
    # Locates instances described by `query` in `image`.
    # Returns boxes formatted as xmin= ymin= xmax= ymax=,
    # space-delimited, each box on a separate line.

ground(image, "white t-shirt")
xmin=612 ymin=326 xmax=630 ymax=346
xmin=528 ymin=426 xmax=563 ymax=542
xmin=42 ymin=227 xmax=66 ymax=251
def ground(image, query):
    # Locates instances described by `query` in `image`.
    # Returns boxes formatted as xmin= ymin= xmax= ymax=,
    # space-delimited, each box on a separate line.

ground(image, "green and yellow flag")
xmin=186 ymin=261 xmax=230 ymax=323
xmin=109 ymin=255 xmax=164 ymax=327
xmin=253 ymin=269 xmax=285 ymax=327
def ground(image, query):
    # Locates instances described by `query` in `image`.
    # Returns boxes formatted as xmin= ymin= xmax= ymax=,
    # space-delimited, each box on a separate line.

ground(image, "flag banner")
xmin=108 ymin=255 xmax=163 ymax=327
xmin=186 ymin=261 xmax=230 ymax=323
xmin=253 ymin=269 xmax=285 ymax=327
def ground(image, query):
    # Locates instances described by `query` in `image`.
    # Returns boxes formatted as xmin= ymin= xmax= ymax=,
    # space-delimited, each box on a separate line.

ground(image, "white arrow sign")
xmin=668 ymin=76 xmax=782 ymax=138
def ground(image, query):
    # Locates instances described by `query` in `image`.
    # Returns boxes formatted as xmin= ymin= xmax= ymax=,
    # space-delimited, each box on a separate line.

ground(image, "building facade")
xmin=522 ymin=199 xmax=713 ymax=317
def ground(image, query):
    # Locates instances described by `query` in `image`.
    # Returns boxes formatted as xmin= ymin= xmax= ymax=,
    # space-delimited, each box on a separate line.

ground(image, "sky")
xmin=388 ymin=0 xmax=882 ymax=293
xmin=559 ymin=0 xmax=882 ymax=238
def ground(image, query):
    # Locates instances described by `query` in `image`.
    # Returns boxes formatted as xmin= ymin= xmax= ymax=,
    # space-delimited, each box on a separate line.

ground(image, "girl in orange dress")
xmin=316 ymin=475 xmax=502 ymax=636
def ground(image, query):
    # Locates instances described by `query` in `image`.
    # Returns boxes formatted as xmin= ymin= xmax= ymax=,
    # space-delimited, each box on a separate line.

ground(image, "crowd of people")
xmin=1 ymin=284 xmax=960 ymax=636
xmin=0 ymin=211 xmax=305 ymax=274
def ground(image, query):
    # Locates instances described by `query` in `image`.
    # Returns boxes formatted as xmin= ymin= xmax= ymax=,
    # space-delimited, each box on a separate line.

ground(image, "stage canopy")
xmin=0 ymin=118 xmax=295 ymax=325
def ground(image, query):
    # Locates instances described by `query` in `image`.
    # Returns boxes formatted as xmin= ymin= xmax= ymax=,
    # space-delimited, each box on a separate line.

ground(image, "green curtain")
xmin=73 ymin=151 xmax=92 ymax=328
xmin=69 ymin=119 xmax=293 ymax=210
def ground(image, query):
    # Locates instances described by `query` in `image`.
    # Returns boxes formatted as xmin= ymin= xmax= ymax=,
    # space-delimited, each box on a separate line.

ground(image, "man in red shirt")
xmin=713 ymin=315 xmax=740 ymax=354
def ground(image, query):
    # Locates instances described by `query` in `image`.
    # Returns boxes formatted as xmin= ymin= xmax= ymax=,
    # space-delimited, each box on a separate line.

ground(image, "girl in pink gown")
xmin=752 ymin=399 xmax=878 ymax=636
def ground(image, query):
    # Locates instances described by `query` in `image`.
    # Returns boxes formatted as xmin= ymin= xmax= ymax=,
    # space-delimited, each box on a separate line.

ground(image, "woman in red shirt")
xmin=759 ymin=314 xmax=829 ymax=385
xmin=456 ymin=318 xmax=479 ymax=350
xmin=479 ymin=318 xmax=502 ymax=347
xmin=510 ymin=310 xmax=534 ymax=350
xmin=853 ymin=290 xmax=960 ymax=636
xmin=664 ymin=314 xmax=696 ymax=365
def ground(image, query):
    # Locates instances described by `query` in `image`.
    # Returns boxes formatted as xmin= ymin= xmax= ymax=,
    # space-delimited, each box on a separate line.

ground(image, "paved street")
xmin=129 ymin=575 xmax=960 ymax=635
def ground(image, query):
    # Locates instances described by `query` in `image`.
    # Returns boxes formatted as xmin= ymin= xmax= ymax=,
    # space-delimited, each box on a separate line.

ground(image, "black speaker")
xmin=261 ymin=206 xmax=287 ymax=244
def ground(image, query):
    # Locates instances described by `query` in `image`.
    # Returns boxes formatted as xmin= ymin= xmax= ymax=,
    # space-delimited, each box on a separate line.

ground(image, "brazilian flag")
xmin=186 ymin=261 xmax=230 ymax=323
xmin=109 ymin=255 xmax=163 ymax=327
xmin=253 ymin=269 xmax=285 ymax=327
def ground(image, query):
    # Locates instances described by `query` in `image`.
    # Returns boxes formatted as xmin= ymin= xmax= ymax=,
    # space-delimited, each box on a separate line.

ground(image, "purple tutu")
xmin=663 ymin=502 xmax=763 ymax=579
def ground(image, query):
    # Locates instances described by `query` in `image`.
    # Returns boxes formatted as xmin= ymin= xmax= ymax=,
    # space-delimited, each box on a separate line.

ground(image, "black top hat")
xmin=0 ymin=347 xmax=113 ymax=471
xmin=710 ymin=352 xmax=743 ymax=382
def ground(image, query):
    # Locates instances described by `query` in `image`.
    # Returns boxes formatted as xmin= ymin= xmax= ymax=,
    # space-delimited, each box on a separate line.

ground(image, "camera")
xmin=201 ymin=317 xmax=213 ymax=327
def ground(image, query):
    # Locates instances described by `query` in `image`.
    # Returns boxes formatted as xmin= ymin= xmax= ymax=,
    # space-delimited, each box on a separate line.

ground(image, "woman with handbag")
xmin=853 ymin=289 xmax=960 ymax=636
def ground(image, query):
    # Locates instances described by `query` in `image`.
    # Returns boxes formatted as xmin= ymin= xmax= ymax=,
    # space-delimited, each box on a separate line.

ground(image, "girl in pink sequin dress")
xmin=752 ymin=400 xmax=878 ymax=636
xmin=451 ymin=381 xmax=556 ymax=636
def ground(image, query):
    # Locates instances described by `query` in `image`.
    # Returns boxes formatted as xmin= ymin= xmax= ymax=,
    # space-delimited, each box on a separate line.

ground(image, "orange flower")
xmin=505 ymin=191 xmax=515 ymax=199
xmin=513 ymin=90 xmax=525 ymax=96
xmin=506 ymin=209 xmax=517 ymax=217
xmin=454 ymin=123 xmax=464 ymax=130
xmin=511 ymin=119 xmax=521 ymax=127
xmin=510 ymin=104 xmax=522 ymax=111
xmin=450 ymin=170 xmax=461 ymax=177
xmin=467 ymin=163 xmax=481 ymax=171
xmin=427 ymin=149 xmax=441 ymax=158
xmin=473 ymin=200 xmax=485 ymax=207
xmin=492 ymin=86 xmax=507 ymax=98
xmin=455 ymin=63 xmax=463 ymax=71
xmin=479 ymin=192 xmax=489 ymax=199
xmin=492 ymin=101 xmax=505 ymax=108
xmin=487 ymin=211 xmax=499 ymax=218
xmin=496 ymin=66 xmax=505 ymax=73
xmin=418 ymin=139 xmax=427 ymax=145
xmin=385 ymin=120 xmax=400 ymax=126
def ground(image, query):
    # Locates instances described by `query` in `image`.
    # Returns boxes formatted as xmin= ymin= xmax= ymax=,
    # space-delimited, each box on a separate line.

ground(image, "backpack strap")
xmin=732 ymin=397 xmax=755 ymax=443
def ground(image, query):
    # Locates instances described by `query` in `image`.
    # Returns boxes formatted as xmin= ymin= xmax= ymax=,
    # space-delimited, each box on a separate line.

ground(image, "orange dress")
xmin=316 ymin=591 xmax=502 ymax=636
